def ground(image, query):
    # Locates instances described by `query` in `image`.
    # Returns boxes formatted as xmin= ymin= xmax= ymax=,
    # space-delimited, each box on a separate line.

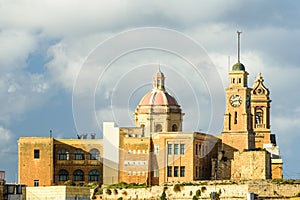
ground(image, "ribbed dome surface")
xmin=139 ymin=90 xmax=178 ymax=106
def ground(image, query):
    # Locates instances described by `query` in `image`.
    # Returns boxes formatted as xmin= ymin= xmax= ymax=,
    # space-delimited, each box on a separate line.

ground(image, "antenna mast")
xmin=237 ymin=30 xmax=242 ymax=63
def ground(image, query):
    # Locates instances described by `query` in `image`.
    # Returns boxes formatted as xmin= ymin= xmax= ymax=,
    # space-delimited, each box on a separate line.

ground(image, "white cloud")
xmin=0 ymin=0 xmax=299 ymax=179
xmin=0 ymin=30 xmax=37 ymax=70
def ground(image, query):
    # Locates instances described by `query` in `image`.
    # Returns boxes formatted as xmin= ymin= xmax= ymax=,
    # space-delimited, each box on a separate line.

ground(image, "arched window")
xmin=256 ymin=109 xmax=263 ymax=125
xmin=88 ymin=169 xmax=100 ymax=181
xmin=73 ymin=149 xmax=84 ymax=160
xmin=58 ymin=169 xmax=69 ymax=181
xmin=89 ymin=148 xmax=100 ymax=160
xmin=73 ymin=169 xmax=84 ymax=181
xmin=58 ymin=149 xmax=69 ymax=160
xmin=155 ymin=124 xmax=162 ymax=132
xmin=172 ymin=124 xmax=178 ymax=132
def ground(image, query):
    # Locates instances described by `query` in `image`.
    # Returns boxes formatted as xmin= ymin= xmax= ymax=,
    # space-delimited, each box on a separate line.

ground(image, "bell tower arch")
xmin=251 ymin=73 xmax=272 ymax=148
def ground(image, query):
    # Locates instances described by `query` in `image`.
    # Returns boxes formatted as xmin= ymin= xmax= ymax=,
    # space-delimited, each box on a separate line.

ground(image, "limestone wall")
xmin=26 ymin=186 xmax=90 ymax=200
xmin=98 ymin=181 xmax=300 ymax=200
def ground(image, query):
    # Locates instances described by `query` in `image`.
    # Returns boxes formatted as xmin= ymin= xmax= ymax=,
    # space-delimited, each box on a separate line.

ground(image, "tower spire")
xmin=237 ymin=30 xmax=242 ymax=63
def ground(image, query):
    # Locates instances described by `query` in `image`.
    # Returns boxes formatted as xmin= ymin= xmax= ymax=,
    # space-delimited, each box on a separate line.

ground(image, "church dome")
xmin=138 ymin=68 xmax=179 ymax=106
xmin=135 ymin=68 xmax=183 ymax=134
xmin=139 ymin=90 xmax=179 ymax=106
xmin=232 ymin=62 xmax=245 ymax=71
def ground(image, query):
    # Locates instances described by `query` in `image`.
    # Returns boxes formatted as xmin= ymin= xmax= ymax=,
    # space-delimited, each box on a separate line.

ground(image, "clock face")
xmin=230 ymin=94 xmax=242 ymax=107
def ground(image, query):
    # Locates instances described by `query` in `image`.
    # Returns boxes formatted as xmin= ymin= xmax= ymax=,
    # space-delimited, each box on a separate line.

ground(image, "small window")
xmin=234 ymin=111 xmax=238 ymax=124
xmin=154 ymin=145 xmax=159 ymax=155
xmin=174 ymin=144 xmax=179 ymax=155
xmin=34 ymin=149 xmax=40 ymax=159
xmin=74 ymin=149 xmax=84 ymax=160
xmin=167 ymin=144 xmax=172 ymax=155
xmin=155 ymin=124 xmax=162 ymax=132
xmin=180 ymin=144 xmax=185 ymax=155
xmin=58 ymin=149 xmax=69 ymax=160
xmin=34 ymin=180 xmax=39 ymax=187
xmin=73 ymin=169 xmax=84 ymax=181
xmin=167 ymin=166 xmax=172 ymax=177
xmin=180 ymin=166 xmax=185 ymax=177
xmin=88 ymin=169 xmax=100 ymax=181
xmin=89 ymin=148 xmax=100 ymax=160
xmin=238 ymin=78 xmax=241 ymax=83
xmin=256 ymin=109 xmax=263 ymax=125
xmin=172 ymin=124 xmax=178 ymax=131
xmin=154 ymin=168 xmax=159 ymax=178
xmin=195 ymin=144 xmax=198 ymax=155
xmin=174 ymin=166 xmax=179 ymax=177
xmin=58 ymin=170 xmax=69 ymax=181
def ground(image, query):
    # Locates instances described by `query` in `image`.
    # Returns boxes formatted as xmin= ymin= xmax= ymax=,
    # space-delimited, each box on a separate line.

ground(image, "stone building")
xmin=18 ymin=34 xmax=283 ymax=186
xmin=18 ymin=137 xmax=103 ymax=186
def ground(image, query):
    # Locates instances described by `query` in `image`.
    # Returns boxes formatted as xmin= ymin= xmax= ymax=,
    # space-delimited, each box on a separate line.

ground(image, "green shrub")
xmin=63 ymin=180 xmax=75 ymax=186
xmin=106 ymin=189 xmax=112 ymax=195
xmin=295 ymin=192 xmax=300 ymax=197
xmin=192 ymin=195 xmax=198 ymax=200
xmin=160 ymin=190 xmax=167 ymax=200
xmin=96 ymin=189 xmax=103 ymax=195
xmin=173 ymin=184 xmax=181 ymax=192
xmin=117 ymin=197 xmax=123 ymax=200
xmin=196 ymin=189 xmax=201 ymax=197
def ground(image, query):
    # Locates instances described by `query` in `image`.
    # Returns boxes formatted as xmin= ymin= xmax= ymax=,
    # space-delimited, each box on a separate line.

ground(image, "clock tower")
xmin=222 ymin=32 xmax=255 ymax=156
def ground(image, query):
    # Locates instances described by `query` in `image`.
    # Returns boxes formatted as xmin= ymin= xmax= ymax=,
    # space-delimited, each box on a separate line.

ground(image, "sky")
xmin=1 ymin=0 xmax=300 ymax=182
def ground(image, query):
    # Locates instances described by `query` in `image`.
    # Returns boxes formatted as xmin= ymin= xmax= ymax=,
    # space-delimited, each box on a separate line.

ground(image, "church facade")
xmin=18 ymin=36 xmax=283 ymax=187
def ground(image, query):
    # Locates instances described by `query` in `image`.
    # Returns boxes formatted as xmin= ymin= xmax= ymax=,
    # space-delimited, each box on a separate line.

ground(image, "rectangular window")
xmin=180 ymin=166 xmax=185 ymax=177
xmin=174 ymin=166 xmax=179 ymax=177
xmin=168 ymin=144 xmax=172 ymax=155
xmin=154 ymin=168 xmax=159 ymax=178
xmin=174 ymin=144 xmax=179 ymax=155
xmin=154 ymin=145 xmax=159 ymax=155
xmin=234 ymin=111 xmax=238 ymax=124
xmin=34 ymin=180 xmax=39 ymax=187
xmin=195 ymin=166 xmax=198 ymax=178
xmin=195 ymin=144 xmax=198 ymax=155
xmin=167 ymin=166 xmax=172 ymax=177
xmin=34 ymin=149 xmax=40 ymax=159
xmin=180 ymin=144 xmax=185 ymax=155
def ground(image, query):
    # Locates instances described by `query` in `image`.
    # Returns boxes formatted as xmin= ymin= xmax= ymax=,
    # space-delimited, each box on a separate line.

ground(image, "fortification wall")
xmin=97 ymin=181 xmax=300 ymax=200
